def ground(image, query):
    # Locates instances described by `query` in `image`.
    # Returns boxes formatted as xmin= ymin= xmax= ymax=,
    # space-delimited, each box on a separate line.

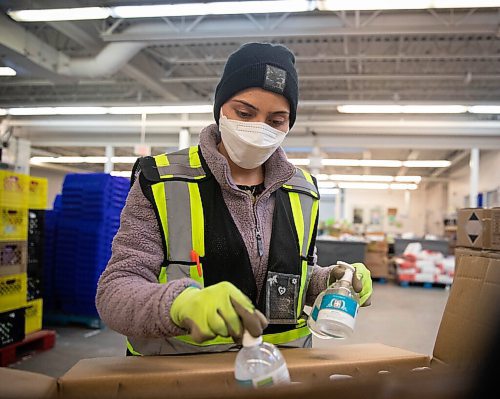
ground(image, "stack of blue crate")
xmin=54 ymin=174 xmax=129 ymax=317
xmin=42 ymin=196 xmax=61 ymax=313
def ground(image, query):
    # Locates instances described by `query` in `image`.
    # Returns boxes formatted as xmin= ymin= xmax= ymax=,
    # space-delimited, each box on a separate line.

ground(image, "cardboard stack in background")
xmin=432 ymin=207 xmax=500 ymax=368
xmin=364 ymin=238 xmax=389 ymax=278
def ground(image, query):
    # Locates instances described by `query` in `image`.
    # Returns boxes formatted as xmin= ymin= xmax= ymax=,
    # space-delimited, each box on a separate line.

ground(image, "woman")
xmin=96 ymin=42 xmax=372 ymax=355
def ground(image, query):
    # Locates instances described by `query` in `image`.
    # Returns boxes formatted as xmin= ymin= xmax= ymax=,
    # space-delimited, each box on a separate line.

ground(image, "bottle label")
xmin=314 ymin=293 xmax=359 ymax=334
xmin=236 ymin=363 xmax=291 ymax=388
xmin=320 ymin=293 xmax=359 ymax=318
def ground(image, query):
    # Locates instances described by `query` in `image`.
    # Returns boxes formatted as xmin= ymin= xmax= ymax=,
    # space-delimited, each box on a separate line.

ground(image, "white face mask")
xmin=219 ymin=112 xmax=288 ymax=169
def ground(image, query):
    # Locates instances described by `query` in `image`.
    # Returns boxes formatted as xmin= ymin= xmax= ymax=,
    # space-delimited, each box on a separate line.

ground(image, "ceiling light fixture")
xmin=110 ymin=171 xmax=132 ymax=178
xmin=8 ymin=7 xmax=110 ymax=22
xmin=112 ymin=1 xmax=313 ymax=19
xmin=289 ymin=159 xmax=449 ymax=168
xmin=319 ymin=0 xmax=500 ymax=11
xmin=468 ymin=105 xmax=500 ymax=114
xmin=0 ymin=67 xmax=16 ymax=76
xmin=337 ymin=105 xmax=468 ymax=114
xmin=319 ymin=188 xmax=340 ymax=195
xmin=9 ymin=1 xmax=500 ymax=22
xmin=30 ymin=156 xmax=138 ymax=164
xmin=338 ymin=182 xmax=418 ymax=190
xmin=5 ymin=105 xmax=212 ymax=116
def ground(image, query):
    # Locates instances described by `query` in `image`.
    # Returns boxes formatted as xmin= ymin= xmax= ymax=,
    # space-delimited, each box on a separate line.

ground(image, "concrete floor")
xmin=9 ymin=282 xmax=449 ymax=378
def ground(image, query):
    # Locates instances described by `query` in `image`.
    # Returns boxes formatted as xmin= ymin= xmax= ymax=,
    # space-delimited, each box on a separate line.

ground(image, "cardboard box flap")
xmin=433 ymin=248 xmax=500 ymax=368
xmin=0 ymin=367 xmax=57 ymax=399
xmin=58 ymin=344 xmax=429 ymax=399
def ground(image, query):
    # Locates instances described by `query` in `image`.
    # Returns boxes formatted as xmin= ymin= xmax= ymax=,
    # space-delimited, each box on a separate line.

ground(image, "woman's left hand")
xmin=328 ymin=263 xmax=372 ymax=306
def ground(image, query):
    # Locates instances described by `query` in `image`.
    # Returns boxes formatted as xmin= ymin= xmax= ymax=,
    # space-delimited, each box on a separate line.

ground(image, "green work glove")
xmin=170 ymin=281 xmax=268 ymax=343
xmin=329 ymin=262 xmax=373 ymax=306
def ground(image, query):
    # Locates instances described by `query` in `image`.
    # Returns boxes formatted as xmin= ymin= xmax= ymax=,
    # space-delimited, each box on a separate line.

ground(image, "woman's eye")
xmin=270 ymin=119 xmax=285 ymax=127
xmin=236 ymin=110 xmax=253 ymax=118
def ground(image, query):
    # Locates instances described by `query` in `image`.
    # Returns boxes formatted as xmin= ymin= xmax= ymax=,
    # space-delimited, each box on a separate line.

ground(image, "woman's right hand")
xmin=170 ymin=281 xmax=268 ymax=343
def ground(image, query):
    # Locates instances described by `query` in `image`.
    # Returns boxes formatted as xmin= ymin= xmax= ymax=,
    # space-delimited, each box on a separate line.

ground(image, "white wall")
xmin=448 ymin=150 xmax=500 ymax=212
xmin=340 ymin=188 xmax=426 ymax=236
xmin=29 ymin=166 xmax=67 ymax=209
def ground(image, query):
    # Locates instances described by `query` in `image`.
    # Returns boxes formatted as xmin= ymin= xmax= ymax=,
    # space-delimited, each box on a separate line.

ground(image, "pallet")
xmin=43 ymin=312 xmax=104 ymax=329
xmin=372 ymin=277 xmax=388 ymax=284
xmin=0 ymin=330 xmax=56 ymax=367
xmin=398 ymin=280 xmax=451 ymax=289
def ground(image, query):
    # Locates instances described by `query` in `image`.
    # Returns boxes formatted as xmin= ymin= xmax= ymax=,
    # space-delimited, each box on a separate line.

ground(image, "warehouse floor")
xmin=9 ymin=282 xmax=450 ymax=378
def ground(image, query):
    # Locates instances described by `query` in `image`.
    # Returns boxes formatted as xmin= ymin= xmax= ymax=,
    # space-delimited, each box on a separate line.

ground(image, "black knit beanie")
xmin=213 ymin=42 xmax=299 ymax=127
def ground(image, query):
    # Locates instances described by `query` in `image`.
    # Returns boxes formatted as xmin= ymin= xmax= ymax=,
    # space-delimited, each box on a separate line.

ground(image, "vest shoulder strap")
xmin=139 ymin=146 xmax=207 ymax=183
xmin=282 ymin=168 xmax=320 ymax=199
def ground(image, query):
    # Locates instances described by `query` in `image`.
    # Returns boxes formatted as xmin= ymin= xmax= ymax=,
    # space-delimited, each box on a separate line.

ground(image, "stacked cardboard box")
xmin=365 ymin=239 xmax=389 ymax=278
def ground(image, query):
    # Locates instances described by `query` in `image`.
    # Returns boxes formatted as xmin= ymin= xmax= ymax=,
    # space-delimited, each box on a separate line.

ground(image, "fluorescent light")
xmin=338 ymin=182 xmax=418 ymax=190
xmin=330 ymin=174 xmax=394 ymax=182
xmin=30 ymin=156 xmax=137 ymax=164
xmin=468 ymin=105 xmax=500 ymax=114
xmin=318 ymin=181 xmax=337 ymax=188
xmin=111 ymin=157 xmax=137 ymax=164
xmin=337 ymin=105 xmax=467 ymax=114
xmin=0 ymin=109 xmax=6 ymax=116
xmin=9 ymin=107 xmax=57 ymax=116
xmin=110 ymin=171 xmax=132 ymax=178
xmin=394 ymin=176 xmax=422 ymax=183
xmin=319 ymin=188 xmax=340 ymax=195
xmin=112 ymin=1 xmax=313 ymax=18
xmin=390 ymin=183 xmax=418 ymax=190
xmin=6 ymin=104 xmax=212 ymax=116
xmin=8 ymin=7 xmax=110 ymax=22
xmin=108 ymin=105 xmax=212 ymax=114
xmin=0 ymin=67 xmax=16 ymax=76
xmin=339 ymin=182 xmax=390 ymax=189
xmin=30 ymin=156 xmax=107 ymax=164
xmin=52 ymin=107 xmax=108 ymax=115
xmin=320 ymin=0 xmax=500 ymax=11
xmin=322 ymin=159 xmax=403 ymax=167
xmin=288 ymin=159 xmax=310 ymax=166
xmin=403 ymin=160 xmax=451 ymax=168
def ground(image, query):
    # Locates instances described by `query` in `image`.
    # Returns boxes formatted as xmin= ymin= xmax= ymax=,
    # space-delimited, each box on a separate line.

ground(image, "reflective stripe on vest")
xmin=128 ymin=146 xmax=318 ymax=355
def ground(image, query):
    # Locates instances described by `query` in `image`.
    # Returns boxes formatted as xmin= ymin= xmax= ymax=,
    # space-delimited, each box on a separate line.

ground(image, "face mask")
xmin=219 ymin=112 xmax=288 ymax=169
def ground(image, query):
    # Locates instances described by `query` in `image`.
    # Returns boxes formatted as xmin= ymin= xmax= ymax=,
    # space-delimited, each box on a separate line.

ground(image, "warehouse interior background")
xmin=0 ymin=0 xmax=499 ymax=380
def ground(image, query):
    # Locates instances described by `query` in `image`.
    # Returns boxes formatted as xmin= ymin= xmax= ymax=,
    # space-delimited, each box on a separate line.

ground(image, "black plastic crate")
xmin=27 ymin=275 xmax=42 ymax=301
xmin=0 ymin=307 xmax=25 ymax=348
xmin=28 ymin=210 xmax=46 ymax=245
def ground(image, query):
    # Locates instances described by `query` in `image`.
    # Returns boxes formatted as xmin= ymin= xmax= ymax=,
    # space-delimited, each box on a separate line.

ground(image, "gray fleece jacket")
xmin=96 ymin=124 xmax=331 ymax=339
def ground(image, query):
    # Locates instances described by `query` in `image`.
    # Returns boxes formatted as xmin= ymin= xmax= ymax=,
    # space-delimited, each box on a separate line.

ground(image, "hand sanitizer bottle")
xmin=308 ymin=261 xmax=360 ymax=339
xmin=234 ymin=330 xmax=291 ymax=388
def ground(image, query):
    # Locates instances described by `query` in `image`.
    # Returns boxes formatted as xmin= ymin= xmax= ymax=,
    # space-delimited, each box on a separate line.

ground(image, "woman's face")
xmin=220 ymin=87 xmax=290 ymax=133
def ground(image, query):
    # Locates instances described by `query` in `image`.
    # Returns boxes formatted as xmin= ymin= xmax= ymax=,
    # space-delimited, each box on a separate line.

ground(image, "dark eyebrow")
xmin=230 ymin=99 xmax=289 ymax=115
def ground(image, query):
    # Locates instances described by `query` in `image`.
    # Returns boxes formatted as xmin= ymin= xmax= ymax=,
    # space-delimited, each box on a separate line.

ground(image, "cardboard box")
xmin=0 ymin=367 xmax=57 ymax=399
xmin=57 ymin=344 xmax=430 ymax=399
xmin=432 ymin=247 xmax=500 ymax=368
xmin=366 ymin=240 xmax=389 ymax=253
xmin=457 ymin=207 xmax=500 ymax=250
xmin=365 ymin=251 xmax=389 ymax=277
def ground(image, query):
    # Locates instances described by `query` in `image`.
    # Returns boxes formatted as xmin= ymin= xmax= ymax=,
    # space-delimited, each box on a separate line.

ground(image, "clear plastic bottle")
xmin=234 ymin=330 xmax=291 ymax=388
xmin=308 ymin=261 xmax=360 ymax=339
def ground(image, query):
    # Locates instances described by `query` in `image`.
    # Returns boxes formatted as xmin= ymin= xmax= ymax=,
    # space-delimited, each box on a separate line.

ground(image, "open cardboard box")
xmin=2 ymin=244 xmax=499 ymax=399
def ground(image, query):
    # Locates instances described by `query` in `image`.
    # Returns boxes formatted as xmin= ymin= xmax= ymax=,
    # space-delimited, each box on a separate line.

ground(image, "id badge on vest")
xmin=265 ymin=271 xmax=300 ymax=324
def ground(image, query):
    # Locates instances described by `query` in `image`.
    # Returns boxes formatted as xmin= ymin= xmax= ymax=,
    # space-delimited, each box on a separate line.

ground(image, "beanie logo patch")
xmin=263 ymin=65 xmax=286 ymax=93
